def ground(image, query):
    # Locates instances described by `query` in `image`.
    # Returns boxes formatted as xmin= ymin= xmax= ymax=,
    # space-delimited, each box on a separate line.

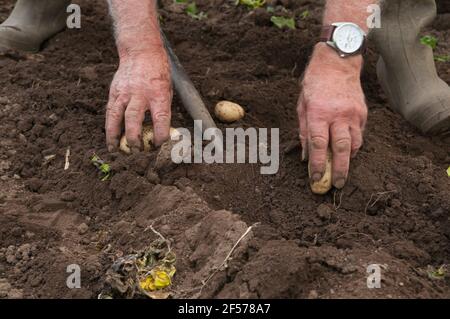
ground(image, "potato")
xmin=214 ymin=101 xmax=245 ymax=123
xmin=120 ymin=125 xmax=180 ymax=154
xmin=309 ymin=149 xmax=333 ymax=195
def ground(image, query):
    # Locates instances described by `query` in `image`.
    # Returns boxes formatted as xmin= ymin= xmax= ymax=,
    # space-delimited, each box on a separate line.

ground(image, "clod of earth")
xmin=309 ymin=149 xmax=333 ymax=195
xmin=214 ymin=101 xmax=245 ymax=123
xmin=120 ymin=125 xmax=181 ymax=154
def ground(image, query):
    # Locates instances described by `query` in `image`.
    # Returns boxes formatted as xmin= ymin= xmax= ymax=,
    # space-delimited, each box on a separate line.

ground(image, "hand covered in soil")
xmin=105 ymin=47 xmax=172 ymax=152
xmin=298 ymin=43 xmax=368 ymax=189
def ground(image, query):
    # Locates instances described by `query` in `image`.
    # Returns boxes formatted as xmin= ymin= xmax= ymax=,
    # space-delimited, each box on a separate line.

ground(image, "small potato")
xmin=120 ymin=125 xmax=180 ymax=154
xmin=215 ymin=101 xmax=245 ymax=123
xmin=309 ymin=149 xmax=333 ymax=195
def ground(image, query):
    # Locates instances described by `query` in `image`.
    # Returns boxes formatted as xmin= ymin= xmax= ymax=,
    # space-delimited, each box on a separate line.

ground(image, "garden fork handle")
xmin=161 ymin=31 xmax=217 ymax=133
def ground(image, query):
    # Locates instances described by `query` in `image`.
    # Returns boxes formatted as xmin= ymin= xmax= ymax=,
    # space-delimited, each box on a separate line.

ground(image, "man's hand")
xmin=106 ymin=0 xmax=172 ymax=152
xmin=298 ymin=43 xmax=368 ymax=189
xmin=106 ymin=48 xmax=172 ymax=152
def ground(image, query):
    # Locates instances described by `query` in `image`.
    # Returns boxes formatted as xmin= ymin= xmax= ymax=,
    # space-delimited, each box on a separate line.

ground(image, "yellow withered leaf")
xmin=139 ymin=267 xmax=175 ymax=292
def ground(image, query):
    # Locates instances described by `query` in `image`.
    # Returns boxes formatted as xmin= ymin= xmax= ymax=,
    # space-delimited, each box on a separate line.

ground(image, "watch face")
xmin=333 ymin=23 xmax=365 ymax=54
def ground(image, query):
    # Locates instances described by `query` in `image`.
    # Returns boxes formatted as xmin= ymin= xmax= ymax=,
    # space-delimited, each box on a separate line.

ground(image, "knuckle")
xmin=339 ymin=105 xmax=357 ymax=118
xmin=310 ymin=136 xmax=328 ymax=150
xmin=125 ymin=107 xmax=140 ymax=120
xmin=105 ymin=120 xmax=116 ymax=133
xmin=150 ymin=77 xmax=171 ymax=92
xmin=334 ymin=138 xmax=351 ymax=153
xmin=152 ymin=110 xmax=170 ymax=123
xmin=106 ymin=107 xmax=122 ymax=121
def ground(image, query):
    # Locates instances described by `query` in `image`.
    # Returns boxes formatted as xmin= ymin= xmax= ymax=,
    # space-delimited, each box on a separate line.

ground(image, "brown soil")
xmin=0 ymin=0 xmax=449 ymax=299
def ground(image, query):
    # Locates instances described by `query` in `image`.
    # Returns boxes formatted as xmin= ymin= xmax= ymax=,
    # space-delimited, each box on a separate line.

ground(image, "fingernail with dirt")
xmin=334 ymin=178 xmax=346 ymax=189
xmin=311 ymin=173 xmax=322 ymax=182
xmin=153 ymin=130 xmax=170 ymax=147
xmin=152 ymin=138 xmax=164 ymax=148
xmin=107 ymin=144 xmax=116 ymax=153
xmin=131 ymin=146 xmax=141 ymax=154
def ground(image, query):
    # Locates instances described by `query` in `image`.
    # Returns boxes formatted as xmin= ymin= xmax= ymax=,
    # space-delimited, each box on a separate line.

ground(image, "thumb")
xmin=297 ymin=93 xmax=308 ymax=161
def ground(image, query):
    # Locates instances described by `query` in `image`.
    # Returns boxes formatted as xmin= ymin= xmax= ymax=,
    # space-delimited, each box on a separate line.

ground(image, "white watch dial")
xmin=333 ymin=23 xmax=365 ymax=54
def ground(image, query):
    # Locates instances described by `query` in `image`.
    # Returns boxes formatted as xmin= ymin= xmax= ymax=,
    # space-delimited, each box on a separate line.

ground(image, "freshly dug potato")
xmin=214 ymin=101 xmax=245 ymax=123
xmin=309 ymin=149 xmax=333 ymax=195
xmin=120 ymin=125 xmax=180 ymax=154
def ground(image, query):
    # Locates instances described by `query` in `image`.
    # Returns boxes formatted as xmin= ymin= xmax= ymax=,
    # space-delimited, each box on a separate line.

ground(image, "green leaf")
xmin=236 ymin=0 xmax=266 ymax=9
xmin=300 ymin=10 xmax=310 ymax=19
xmin=90 ymin=154 xmax=112 ymax=181
xmin=427 ymin=265 xmax=447 ymax=280
xmin=420 ymin=35 xmax=438 ymax=50
xmin=434 ymin=54 xmax=450 ymax=62
xmin=186 ymin=2 xmax=207 ymax=20
xmin=447 ymin=166 xmax=450 ymax=177
xmin=271 ymin=16 xmax=296 ymax=30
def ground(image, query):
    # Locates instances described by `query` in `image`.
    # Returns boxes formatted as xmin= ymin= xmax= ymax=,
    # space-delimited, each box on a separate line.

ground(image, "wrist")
xmin=117 ymin=36 xmax=165 ymax=61
xmin=311 ymin=43 xmax=363 ymax=73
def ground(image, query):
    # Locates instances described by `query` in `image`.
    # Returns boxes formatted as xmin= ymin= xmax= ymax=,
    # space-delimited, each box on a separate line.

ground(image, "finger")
xmin=308 ymin=120 xmax=329 ymax=182
xmin=350 ymin=125 xmax=363 ymax=158
xmin=105 ymin=95 xmax=128 ymax=152
xmin=330 ymin=123 xmax=352 ymax=189
xmin=297 ymin=94 xmax=308 ymax=161
xmin=360 ymin=102 xmax=368 ymax=130
xmin=150 ymin=94 xmax=172 ymax=147
xmin=125 ymin=95 xmax=147 ymax=152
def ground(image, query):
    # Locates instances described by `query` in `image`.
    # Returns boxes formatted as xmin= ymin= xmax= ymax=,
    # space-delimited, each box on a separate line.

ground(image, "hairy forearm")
xmin=108 ymin=0 xmax=162 ymax=59
xmin=324 ymin=0 xmax=379 ymax=33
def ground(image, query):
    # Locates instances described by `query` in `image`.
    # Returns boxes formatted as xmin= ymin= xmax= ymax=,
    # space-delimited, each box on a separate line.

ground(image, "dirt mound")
xmin=0 ymin=0 xmax=449 ymax=298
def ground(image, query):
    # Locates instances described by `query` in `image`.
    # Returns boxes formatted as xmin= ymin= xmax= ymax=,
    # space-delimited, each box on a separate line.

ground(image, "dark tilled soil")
xmin=0 ymin=0 xmax=449 ymax=299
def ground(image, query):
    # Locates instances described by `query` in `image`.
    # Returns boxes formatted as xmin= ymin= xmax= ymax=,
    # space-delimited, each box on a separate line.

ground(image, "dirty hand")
xmin=105 ymin=47 xmax=172 ymax=152
xmin=298 ymin=43 xmax=368 ymax=189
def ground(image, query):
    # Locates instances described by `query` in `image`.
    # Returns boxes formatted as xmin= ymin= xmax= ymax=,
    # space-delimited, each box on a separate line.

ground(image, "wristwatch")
xmin=320 ymin=22 xmax=367 ymax=58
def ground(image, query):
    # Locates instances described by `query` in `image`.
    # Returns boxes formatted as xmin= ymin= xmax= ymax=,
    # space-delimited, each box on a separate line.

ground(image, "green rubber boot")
xmin=0 ymin=0 xmax=71 ymax=52
xmin=371 ymin=0 xmax=450 ymax=134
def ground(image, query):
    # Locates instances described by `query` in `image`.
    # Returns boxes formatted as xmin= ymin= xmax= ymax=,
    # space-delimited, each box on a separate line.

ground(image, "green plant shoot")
xmin=420 ymin=35 xmax=438 ymax=50
xmin=235 ymin=0 xmax=266 ymax=9
xmin=90 ymin=154 xmax=112 ymax=181
xmin=271 ymin=16 xmax=296 ymax=30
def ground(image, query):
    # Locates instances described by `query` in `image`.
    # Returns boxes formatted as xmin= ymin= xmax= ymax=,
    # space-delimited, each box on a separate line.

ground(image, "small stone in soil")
xmin=0 ymin=279 xmax=12 ymax=298
xmin=6 ymin=254 xmax=16 ymax=265
xmin=146 ymin=169 xmax=160 ymax=184
xmin=308 ymin=290 xmax=319 ymax=299
xmin=8 ymin=288 xmax=24 ymax=299
xmin=60 ymin=191 xmax=77 ymax=202
xmin=317 ymin=204 xmax=333 ymax=220
xmin=78 ymin=223 xmax=89 ymax=235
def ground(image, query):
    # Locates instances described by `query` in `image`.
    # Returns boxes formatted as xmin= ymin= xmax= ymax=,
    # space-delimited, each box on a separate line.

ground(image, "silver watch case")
xmin=326 ymin=22 xmax=366 ymax=58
